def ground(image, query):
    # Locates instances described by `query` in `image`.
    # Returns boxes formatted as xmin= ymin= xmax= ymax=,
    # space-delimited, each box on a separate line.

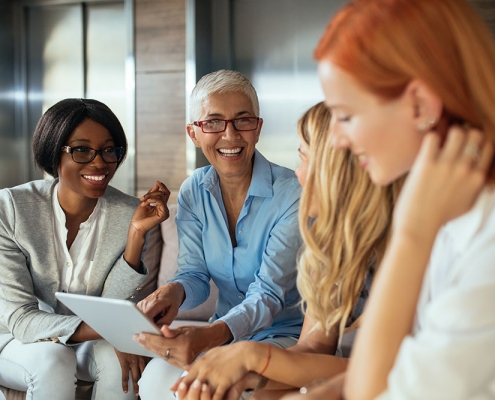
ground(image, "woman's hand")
xmin=130 ymin=181 xmax=171 ymax=236
xmin=177 ymin=379 xmax=212 ymax=400
xmin=176 ymin=372 xmax=259 ymax=400
xmin=125 ymin=181 xmax=170 ymax=269
xmin=114 ymin=349 xmax=148 ymax=396
xmin=137 ymin=282 xmax=185 ymax=325
xmin=171 ymin=341 xmax=259 ymax=400
xmin=394 ymin=125 xmax=493 ymax=241
xmin=134 ymin=322 xmax=232 ymax=369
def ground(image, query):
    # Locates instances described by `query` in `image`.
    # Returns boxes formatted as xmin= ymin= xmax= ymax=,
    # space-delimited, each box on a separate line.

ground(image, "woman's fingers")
xmin=136 ymin=181 xmax=171 ymax=223
xmin=129 ymin=360 xmax=141 ymax=396
xmin=176 ymin=379 xmax=211 ymax=400
xmin=478 ymin=140 xmax=494 ymax=172
xmin=438 ymin=125 xmax=467 ymax=162
xmin=416 ymin=132 xmax=441 ymax=164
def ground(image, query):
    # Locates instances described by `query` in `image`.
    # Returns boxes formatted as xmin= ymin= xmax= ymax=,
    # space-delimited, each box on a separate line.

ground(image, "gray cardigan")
xmin=0 ymin=179 xmax=148 ymax=352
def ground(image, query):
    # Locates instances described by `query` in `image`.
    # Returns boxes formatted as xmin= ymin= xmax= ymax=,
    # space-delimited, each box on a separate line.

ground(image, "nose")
xmin=90 ymin=152 xmax=107 ymax=167
xmin=223 ymin=121 xmax=241 ymax=140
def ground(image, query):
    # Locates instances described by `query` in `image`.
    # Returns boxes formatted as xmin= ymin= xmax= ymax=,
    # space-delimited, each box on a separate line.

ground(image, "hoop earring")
xmin=417 ymin=117 xmax=437 ymax=132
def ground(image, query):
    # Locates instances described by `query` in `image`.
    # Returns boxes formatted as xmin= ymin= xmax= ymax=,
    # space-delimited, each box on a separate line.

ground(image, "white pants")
xmin=139 ymin=336 xmax=298 ymax=400
xmin=0 ymin=339 xmax=137 ymax=400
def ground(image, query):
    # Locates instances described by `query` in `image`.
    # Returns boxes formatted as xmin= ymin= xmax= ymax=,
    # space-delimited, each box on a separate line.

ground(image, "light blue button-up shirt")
xmin=171 ymin=150 xmax=303 ymax=342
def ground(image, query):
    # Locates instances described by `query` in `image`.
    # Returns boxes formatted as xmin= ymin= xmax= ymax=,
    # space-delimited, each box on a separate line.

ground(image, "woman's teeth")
xmin=83 ymin=175 xmax=105 ymax=181
xmin=218 ymin=148 xmax=242 ymax=156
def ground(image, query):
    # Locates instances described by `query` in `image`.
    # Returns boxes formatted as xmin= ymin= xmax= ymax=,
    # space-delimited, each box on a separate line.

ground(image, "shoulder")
xmin=0 ymin=179 xmax=56 ymax=205
xmin=253 ymin=150 xmax=301 ymax=196
xmin=179 ymin=165 xmax=214 ymax=196
xmin=269 ymin=162 xmax=301 ymax=199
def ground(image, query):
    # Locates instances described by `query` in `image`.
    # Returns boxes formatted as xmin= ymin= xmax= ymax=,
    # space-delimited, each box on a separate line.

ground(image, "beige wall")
xmin=133 ymin=0 xmax=495 ymax=200
xmin=135 ymin=0 xmax=187 ymax=199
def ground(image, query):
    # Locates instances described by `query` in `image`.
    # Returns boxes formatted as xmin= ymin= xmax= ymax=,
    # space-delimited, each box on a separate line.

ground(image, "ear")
xmin=186 ymin=124 xmax=201 ymax=148
xmin=254 ymin=118 xmax=263 ymax=144
xmin=404 ymin=79 xmax=443 ymax=132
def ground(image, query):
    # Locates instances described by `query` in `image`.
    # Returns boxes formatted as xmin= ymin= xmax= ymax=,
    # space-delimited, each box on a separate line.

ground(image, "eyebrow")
xmin=204 ymin=110 xmax=252 ymax=118
xmin=69 ymin=138 xmax=115 ymax=145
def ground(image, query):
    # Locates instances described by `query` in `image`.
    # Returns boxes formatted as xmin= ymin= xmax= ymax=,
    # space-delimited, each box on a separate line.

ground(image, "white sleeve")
xmin=376 ymin=237 xmax=495 ymax=400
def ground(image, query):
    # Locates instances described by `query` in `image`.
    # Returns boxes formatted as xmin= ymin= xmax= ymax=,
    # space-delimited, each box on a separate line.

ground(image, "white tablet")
xmin=55 ymin=292 xmax=161 ymax=357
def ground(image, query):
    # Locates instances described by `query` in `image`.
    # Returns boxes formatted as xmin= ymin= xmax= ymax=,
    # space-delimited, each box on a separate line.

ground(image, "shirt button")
xmin=66 ymin=262 xmax=71 ymax=267
xmin=238 ymin=230 xmax=243 ymax=234
xmin=229 ymin=251 xmax=232 ymax=255
xmin=238 ymin=295 xmax=243 ymax=299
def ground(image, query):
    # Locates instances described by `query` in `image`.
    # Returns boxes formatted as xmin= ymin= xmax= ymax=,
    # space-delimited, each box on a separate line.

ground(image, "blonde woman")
xmin=172 ymin=102 xmax=402 ymax=400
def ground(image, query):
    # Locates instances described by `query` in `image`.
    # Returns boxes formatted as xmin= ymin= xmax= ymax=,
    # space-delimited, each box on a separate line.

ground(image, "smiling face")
xmin=318 ymin=60 xmax=424 ymax=186
xmin=187 ymin=91 xmax=262 ymax=183
xmin=58 ymin=118 xmax=117 ymax=202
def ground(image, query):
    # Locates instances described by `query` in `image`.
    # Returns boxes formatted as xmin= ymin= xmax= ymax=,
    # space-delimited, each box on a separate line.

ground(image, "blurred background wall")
xmin=0 ymin=0 xmax=493 ymax=199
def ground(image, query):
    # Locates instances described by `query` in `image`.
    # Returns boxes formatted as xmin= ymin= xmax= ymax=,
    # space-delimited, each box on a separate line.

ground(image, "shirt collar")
xmin=442 ymin=187 xmax=495 ymax=254
xmin=52 ymin=182 xmax=103 ymax=228
xmin=201 ymin=149 xmax=274 ymax=198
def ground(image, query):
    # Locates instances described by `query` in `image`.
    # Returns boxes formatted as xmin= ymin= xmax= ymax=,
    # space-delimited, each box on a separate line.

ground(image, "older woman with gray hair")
xmin=136 ymin=70 xmax=304 ymax=399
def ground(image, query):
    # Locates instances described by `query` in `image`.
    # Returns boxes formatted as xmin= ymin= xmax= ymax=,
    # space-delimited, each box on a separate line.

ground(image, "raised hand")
xmin=124 ymin=181 xmax=171 ymax=269
xmin=393 ymin=125 xmax=493 ymax=241
xmin=130 ymin=181 xmax=171 ymax=236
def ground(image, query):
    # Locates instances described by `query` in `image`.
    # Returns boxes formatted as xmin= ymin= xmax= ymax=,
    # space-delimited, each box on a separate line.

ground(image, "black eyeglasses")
xmin=61 ymin=146 xmax=124 ymax=164
xmin=193 ymin=117 xmax=260 ymax=133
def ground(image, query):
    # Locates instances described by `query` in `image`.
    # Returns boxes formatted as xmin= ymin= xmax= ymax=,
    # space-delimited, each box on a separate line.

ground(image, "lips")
xmin=217 ymin=147 xmax=243 ymax=157
xmin=82 ymin=174 xmax=107 ymax=185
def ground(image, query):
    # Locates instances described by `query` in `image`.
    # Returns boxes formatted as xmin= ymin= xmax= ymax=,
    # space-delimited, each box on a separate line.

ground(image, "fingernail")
xmin=202 ymin=383 xmax=208 ymax=392
xmin=179 ymin=382 xmax=187 ymax=390
xmin=193 ymin=379 xmax=201 ymax=388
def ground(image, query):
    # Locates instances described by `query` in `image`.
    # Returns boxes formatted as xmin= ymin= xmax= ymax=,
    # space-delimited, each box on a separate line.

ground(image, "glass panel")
xmin=86 ymin=1 xmax=133 ymax=194
xmin=0 ymin=0 xmax=18 ymax=189
xmin=232 ymin=0 xmax=348 ymax=170
xmin=26 ymin=4 xmax=84 ymax=180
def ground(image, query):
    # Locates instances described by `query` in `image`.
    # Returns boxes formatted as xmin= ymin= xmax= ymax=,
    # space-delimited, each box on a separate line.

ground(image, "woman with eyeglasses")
xmin=168 ymin=102 xmax=403 ymax=400
xmin=135 ymin=69 xmax=304 ymax=400
xmin=0 ymin=98 xmax=170 ymax=400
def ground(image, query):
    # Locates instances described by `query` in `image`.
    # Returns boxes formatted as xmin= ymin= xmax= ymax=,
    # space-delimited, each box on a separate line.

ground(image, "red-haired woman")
xmin=290 ymin=0 xmax=495 ymax=399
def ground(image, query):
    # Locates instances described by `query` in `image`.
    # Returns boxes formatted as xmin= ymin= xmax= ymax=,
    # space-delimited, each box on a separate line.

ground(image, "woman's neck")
xmin=57 ymin=188 xmax=99 ymax=224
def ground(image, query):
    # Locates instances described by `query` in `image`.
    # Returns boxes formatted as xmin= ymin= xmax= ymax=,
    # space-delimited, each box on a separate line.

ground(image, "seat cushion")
xmin=158 ymin=204 xmax=218 ymax=322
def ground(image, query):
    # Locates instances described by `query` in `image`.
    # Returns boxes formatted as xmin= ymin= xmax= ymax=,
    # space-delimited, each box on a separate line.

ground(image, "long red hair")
xmin=315 ymin=0 xmax=495 ymax=181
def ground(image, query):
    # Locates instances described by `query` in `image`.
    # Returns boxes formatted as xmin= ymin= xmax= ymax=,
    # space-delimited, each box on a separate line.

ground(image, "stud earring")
xmin=417 ymin=117 xmax=437 ymax=132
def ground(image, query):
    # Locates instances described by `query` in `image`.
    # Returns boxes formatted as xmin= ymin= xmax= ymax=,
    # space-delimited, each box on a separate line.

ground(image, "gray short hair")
xmin=189 ymin=70 xmax=260 ymax=122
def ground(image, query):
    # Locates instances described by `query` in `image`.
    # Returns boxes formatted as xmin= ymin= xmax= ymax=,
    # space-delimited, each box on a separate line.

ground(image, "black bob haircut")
xmin=32 ymin=98 xmax=128 ymax=177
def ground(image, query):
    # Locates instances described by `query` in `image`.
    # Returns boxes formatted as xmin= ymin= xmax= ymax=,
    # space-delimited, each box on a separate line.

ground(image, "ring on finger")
xmin=463 ymin=143 xmax=481 ymax=162
xmin=164 ymin=348 xmax=170 ymax=362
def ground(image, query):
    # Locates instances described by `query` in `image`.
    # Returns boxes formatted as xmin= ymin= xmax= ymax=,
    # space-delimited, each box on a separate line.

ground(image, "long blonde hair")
xmin=314 ymin=0 xmax=495 ymax=182
xmin=296 ymin=102 xmax=403 ymax=337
